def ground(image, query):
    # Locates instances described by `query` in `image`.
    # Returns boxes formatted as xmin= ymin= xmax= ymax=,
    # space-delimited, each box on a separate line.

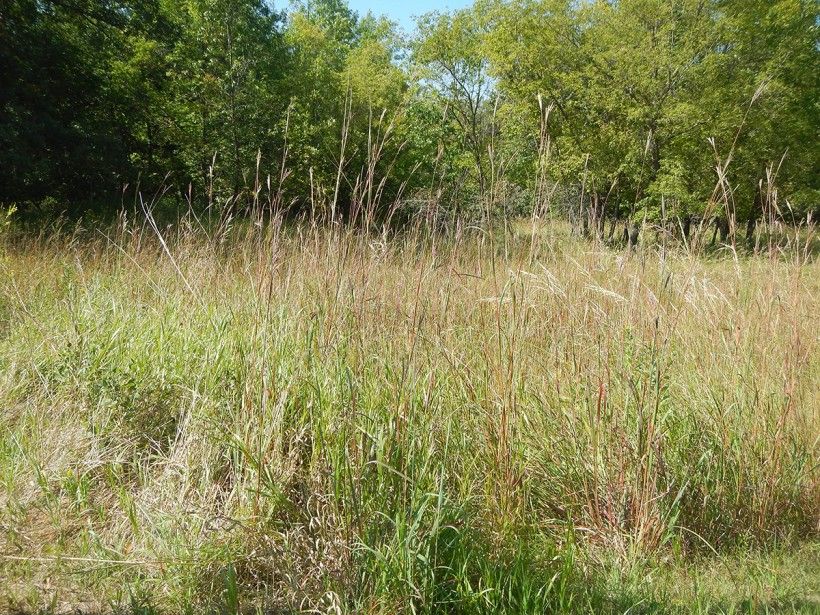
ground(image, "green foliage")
xmin=414 ymin=8 xmax=495 ymax=204
xmin=163 ymin=0 xmax=285 ymax=198
xmin=0 ymin=0 xmax=816 ymax=225
xmin=484 ymin=0 xmax=818 ymax=227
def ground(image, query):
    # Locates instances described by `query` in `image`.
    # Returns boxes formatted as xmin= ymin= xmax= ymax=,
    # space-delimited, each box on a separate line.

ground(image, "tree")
xmin=0 ymin=0 xmax=158 ymax=202
xmin=710 ymin=0 xmax=820 ymax=225
xmin=0 ymin=0 xmax=815 ymax=233
xmin=480 ymin=0 xmax=818 ymax=240
xmin=414 ymin=8 xmax=495 ymax=205
xmin=165 ymin=0 xmax=285 ymax=202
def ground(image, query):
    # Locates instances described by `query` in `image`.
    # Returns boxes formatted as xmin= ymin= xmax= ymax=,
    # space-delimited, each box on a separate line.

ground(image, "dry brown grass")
xmin=0 ymin=217 xmax=817 ymax=613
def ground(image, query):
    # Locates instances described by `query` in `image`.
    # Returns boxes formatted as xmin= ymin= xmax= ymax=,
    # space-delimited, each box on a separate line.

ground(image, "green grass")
xmin=0 ymin=217 xmax=817 ymax=613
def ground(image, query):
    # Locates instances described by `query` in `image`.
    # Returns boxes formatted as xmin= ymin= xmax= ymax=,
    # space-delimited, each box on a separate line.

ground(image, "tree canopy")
xmin=1 ymin=0 xmax=817 ymax=230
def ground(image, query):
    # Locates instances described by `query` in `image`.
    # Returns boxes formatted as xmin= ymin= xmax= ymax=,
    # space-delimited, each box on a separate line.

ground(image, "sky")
xmin=346 ymin=0 xmax=472 ymax=32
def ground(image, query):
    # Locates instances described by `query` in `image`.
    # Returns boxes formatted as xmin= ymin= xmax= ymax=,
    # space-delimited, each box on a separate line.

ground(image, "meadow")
xmin=0 ymin=213 xmax=817 ymax=613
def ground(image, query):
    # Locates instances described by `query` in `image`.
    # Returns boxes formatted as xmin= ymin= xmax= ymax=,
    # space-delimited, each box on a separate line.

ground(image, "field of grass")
xmin=0 ymin=215 xmax=817 ymax=613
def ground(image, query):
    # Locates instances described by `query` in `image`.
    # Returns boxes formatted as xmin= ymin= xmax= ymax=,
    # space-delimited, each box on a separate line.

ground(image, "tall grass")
xmin=0 ymin=214 xmax=817 ymax=613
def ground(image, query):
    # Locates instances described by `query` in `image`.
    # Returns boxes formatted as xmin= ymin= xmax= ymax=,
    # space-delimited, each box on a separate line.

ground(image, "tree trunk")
xmin=682 ymin=215 xmax=691 ymax=242
xmin=595 ymin=193 xmax=606 ymax=239
xmin=719 ymin=218 xmax=730 ymax=243
xmin=609 ymin=200 xmax=619 ymax=241
xmin=746 ymin=216 xmax=757 ymax=248
xmin=627 ymin=223 xmax=640 ymax=249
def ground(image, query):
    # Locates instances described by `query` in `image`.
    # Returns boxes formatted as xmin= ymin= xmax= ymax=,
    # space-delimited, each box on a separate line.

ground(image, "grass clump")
xmin=0 ymin=217 xmax=817 ymax=613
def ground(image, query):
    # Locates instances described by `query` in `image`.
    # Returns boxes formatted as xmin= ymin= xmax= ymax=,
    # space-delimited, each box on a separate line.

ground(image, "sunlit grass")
xmin=0 ymin=216 xmax=817 ymax=613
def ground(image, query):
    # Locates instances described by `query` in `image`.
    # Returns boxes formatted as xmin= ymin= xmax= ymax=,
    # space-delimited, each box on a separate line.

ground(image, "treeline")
xmin=1 ymin=0 xmax=817 ymax=233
